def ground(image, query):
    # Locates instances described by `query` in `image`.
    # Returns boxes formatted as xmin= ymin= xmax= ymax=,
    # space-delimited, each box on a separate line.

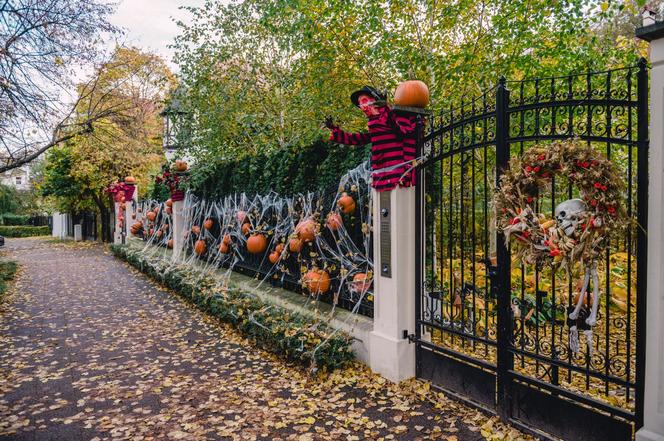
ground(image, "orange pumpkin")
xmin=236 ymin=211 xmax=248 ymax=224
xmin=146 ymin=212 xmax=157 ymax=222
xmin=303 ymin=269 xmax=331 ymax=294
xmin=167 ymin=239 xmax=173 ymax=249
xmin=274 ymin=243 xmax=285 ymax=254
xmin=289 ymin=238 xmax=303 ymax=253
xmin=573 ymin=291 xmax=594 ymax=307
xmin=326 ymin=212 xmax=343 ymax=231
xmin=131 ymin=213 xmax=136 ymax=220
xmin=247 ymin=234 xmax=267 ymax=254
xmin=268 ymin=251 xmax=280 ymax=264
xmin=174 ymin=159 xmax=188 ymax=172
xmin=130 ymin=227 xmax=139 ymax=235
xmin=165 ymin=198 xmax=173 ymax=208
xmin=194 ymin=239 xmax=207 ymax=256
xmin=223 ymin=234 xmax=232 ymax=245
xmin=153 ymin=206 xmax=160 ymax=214
xmin=192 ymin=225 xmax=201 ymax=235
xmin=204 ymin=218 xmax=214 ymax=230
xmin=132 ymin=221 xmax=143 ymax=230
xmin=218 ymin=242 xmax=230 ymax=254
xmin=337 ymin=193 xmax=356 ymax=214
xmin=165 ymin=206 xmax=172 ymax=215
xmin=393 ymin=80 xmax=430 ymax=108
xmin=241 ymin=223 xmax=251 ymax=236
xmin=351 ymin=273 xmax=373 ymax=295
xmin=296 ymin=218 xmax=317 ymax=243
xmin=124 ymin=176 xmax=136 ymax=184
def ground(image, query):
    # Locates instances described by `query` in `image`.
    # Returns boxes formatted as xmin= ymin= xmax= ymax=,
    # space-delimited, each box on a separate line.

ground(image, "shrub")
xmin=183 ymin=140 xmax=371 ymax=200
xmin=110 ymin=244 xmax=355 ymax=373
xmin=1 ymin=213 xmax=30 ymax=225
xmin=0 ymin=226 xmax=50 ymax=237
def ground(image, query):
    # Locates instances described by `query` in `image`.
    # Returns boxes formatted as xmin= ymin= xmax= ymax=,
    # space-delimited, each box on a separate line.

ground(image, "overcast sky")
xmin=108 ymin=0 xmax=208 ymax=71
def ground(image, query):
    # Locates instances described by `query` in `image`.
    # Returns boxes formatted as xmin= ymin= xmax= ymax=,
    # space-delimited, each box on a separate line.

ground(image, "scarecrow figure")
xmin=325 ymin=86 xmax=418 ymax=192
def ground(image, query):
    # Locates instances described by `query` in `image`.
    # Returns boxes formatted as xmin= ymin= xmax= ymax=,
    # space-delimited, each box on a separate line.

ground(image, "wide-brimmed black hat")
xmin=350 ymin=86 xmax=386 ymax=107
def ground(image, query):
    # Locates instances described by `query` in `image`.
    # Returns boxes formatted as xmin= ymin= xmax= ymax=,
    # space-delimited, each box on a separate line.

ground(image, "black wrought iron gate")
xmin=414 ymin=61 xmax=648 ymax=440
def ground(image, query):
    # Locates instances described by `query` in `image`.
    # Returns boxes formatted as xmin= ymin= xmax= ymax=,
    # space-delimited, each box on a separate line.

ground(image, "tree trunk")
xmin=91 ymin=191 xmax=112 ymax=242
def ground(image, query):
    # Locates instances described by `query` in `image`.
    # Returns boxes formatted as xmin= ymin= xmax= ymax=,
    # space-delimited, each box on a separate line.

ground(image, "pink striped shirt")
xmin=329 ymin=106 xmax=417 ymax=191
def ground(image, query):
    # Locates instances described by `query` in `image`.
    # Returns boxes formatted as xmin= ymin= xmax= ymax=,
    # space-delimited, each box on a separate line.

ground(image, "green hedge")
xmin=0 ymin=226 xmax=50 ymax=237
xmin=110 ymin=244 xmax=355 ymax=373
xmin=183 ymin=140 xmax=371 ymax=200
xmin=0 ymin=213 xmax=30 ymax=225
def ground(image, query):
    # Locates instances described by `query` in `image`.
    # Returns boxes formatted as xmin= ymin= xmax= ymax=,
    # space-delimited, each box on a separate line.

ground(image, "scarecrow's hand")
xmin=324 ymin=115 xmax=336 ymax=129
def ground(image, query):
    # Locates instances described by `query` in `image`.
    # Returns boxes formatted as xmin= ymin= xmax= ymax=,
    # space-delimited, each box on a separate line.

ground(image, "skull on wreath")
xmin=554 ymin=198 xmax=586 ymax=237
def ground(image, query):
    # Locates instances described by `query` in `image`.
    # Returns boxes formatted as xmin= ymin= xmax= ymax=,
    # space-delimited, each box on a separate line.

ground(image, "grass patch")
xmin=0 ymin=260 xmax=18 ymax=298
xmin=110 ymin=244 xmax=355 ymax=373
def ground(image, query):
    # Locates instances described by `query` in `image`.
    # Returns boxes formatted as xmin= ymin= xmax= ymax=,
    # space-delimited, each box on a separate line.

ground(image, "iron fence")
xmin=415 ymin=61 xmax=647 ymax=440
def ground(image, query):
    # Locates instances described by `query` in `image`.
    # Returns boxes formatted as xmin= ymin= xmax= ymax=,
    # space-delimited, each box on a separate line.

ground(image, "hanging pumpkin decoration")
xmin=167 ymin=239 xmax=173 ymax=249
xmin=337 ymin=193 xmax=356 ymax=214
xmin=130 ymin=227 xmax=139 ymax=236
xmin=289 ymin=238 xmax=303 ymax=253
xmin=236 ymin=211 xmax=248 ymax=224
xmin=131 ymin=213 xmax=136 ymax=220
xmin=269 ymin=243 xmax=285 ymax=264
xmin=393 ymin=80 xmax=430 ymax=108
xmin=223 ymin=234 xmax=232 ymax=245
xmin=124 ymin=176 xmax=136 ymax=184
xmin=132 ymin=221 xmax=143 ymax=230
xmin=165 ymin=199 xmax=173 ymax=208
xmin=204 ymin=218 xmax=214 ymax=230
xmin=146 ymin=212 xmax=157 ymax=222
xmin=246 ymin=234 xmax=268 ymax=254
xmin=165 ymin=206 xmax=172 ymax=215
xmin=351 ymin=273 xmax=373 ymax=295
xmin=295 ymin=218 xmax=317 ymax=243
xmin=194 ymin=239 xmax=207 ymax=256
xmin=241 ymin=222 xmax=252 ymax=236
xmin=303 ymin=269 xmax=331 ymax=294
xmin=326 ymin=212 xmax=343 ymax=231
xmin=218 ymin=242 xmax=230 ymax=254
xmin=174 ymin=159 xmax=188 ymax=172
xmin=192 ymin=225 xmax=201 ymax=235
xmin=153 ymin=206 xmax=160 ymax=214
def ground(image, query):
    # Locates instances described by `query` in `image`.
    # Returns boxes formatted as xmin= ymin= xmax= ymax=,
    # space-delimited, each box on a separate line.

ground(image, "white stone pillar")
xmin=113 ymin=201 xmax=123 ymax=245
xmin=636 ymin=20 xmax=664 ymax=441
xmin=124 ymin=185 xmax=137 ymax=240
xmin=172 ymin=199 xmax=185 ymax=260
xmin=369 ymin=187 xmax=416 ymax=382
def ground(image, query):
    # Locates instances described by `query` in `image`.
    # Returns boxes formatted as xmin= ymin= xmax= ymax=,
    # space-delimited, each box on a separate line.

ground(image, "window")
xmin=15 ymin=176 xmax=21 ymax=185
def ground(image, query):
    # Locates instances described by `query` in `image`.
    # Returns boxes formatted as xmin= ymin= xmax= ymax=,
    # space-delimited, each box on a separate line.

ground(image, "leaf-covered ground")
xmin=0 ymin=238 xmax=533 ymax=440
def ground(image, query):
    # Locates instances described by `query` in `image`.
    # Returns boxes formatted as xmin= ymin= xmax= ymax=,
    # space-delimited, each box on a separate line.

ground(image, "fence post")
xmin=124 ymin=185 xmax=137 ymax=240
xmin=113 ymin=200 xmax=123 ymax=245
xmin=368 ymin=116 xmax=420 ymax=382
xmin=172 ymin=198 xmax=185 ymax=260
xmin=495 ymin=76 xmax=513 ymax=421
xmin=635 ymin=20 xmax=663 ymax=441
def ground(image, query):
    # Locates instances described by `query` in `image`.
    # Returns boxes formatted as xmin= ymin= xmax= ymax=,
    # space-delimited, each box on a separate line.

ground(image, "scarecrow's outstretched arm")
xmin=328 ymin=127 xmax=371 ymax=146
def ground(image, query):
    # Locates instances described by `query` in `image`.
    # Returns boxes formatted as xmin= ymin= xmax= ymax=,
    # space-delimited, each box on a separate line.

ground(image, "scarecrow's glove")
xmin=324 ymin=115 xmax=337 ymax=129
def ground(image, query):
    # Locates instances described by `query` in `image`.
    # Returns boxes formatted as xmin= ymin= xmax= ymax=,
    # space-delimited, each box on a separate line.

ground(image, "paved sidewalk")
xmin=0 ymin=238 xmax=528 ymax=440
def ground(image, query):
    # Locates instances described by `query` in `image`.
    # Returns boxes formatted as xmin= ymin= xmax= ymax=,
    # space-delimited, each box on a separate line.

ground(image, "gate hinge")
xmin=403 ymin=330 xmax=417 ymax=343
